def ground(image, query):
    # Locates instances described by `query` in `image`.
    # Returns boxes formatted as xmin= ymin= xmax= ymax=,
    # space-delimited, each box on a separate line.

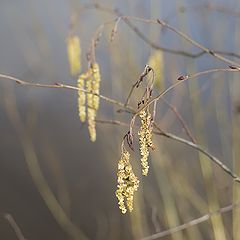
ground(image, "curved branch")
xmin=77 ymin=3 xmax=240 ymax=60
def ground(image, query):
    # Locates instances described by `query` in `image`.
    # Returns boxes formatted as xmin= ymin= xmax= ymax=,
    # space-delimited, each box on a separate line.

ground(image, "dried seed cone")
xmin=67 ymin=35 xmax=81 ymax=76
xmin=138 ymin=109 xmax=154 ymax=176
xmin=77 ymin=73 xmax=87 ymax=122
xmin=115 ymin=147 xmax=139 ymax=214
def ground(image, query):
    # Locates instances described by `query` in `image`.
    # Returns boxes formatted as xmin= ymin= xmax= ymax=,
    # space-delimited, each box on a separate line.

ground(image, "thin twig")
xmin=161 ymin=98 xmax=196 ymax=143
xmin=130 ymin=67 xmax=240 ymax=137
xmin=78 ymin=3 xmax=240 ymax=60
xmin=157 ymin=19 xmax=240 ymax=67
xmin=0 ymin=74 xmax=130 ymax=110
xmin=95 ymin=118 xmax=240 ymax=182
xmin=141 ymin=202 xmax=240 ymax=240
xmin=154 ymin=124 xmax=240 ymax=182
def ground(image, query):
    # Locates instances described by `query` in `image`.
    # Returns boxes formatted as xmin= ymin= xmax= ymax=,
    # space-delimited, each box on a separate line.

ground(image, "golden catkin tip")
xmin=148 ymin=50 xmax=163 ymax=90
xmin=115 ymin=147 xmax=139 ymax=214
xmin=67 ymin=35 xmax=81 ymax=76
xmin=88 ymin=108 xmax=96 ymax=142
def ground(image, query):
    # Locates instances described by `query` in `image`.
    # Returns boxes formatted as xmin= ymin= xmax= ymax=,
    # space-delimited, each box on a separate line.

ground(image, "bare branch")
xmin=141 ymin=202 xmax=240 ymax=240
xmin=0 ymin=74 xmax=130 ymax=111
xmin=96 ymin=118 xmax=240 ymax=183
xmin=78 ymin=3 xmax=240 ymax=60
xmin=157 ymin=19 xmax=240 ymax=67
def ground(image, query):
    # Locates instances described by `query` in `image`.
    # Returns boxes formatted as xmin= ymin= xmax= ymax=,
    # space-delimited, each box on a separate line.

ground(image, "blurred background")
xmin=0 ymin=0 xmax=240 ymax=239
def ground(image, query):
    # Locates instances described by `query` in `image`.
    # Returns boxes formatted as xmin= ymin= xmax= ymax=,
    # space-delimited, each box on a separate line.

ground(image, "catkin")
xmin=86 ymin=63 xmax=101 ymax=142
xmin=148 ymin=50 xmax=163 ymax=90
xmin=86 ymin=72 xmax=95 ymax=142
xmin=115 ymin=147 xmax=139 ymax=214
xmin=92 ymin=63 xmax=101 ymax=110
xmin=67 ymin=35 xmax=81 ymax=76
xmin=138 ymin=109 xmax=154 ymax=176
xmin=77 ymin=73 xmax=88 ymax=122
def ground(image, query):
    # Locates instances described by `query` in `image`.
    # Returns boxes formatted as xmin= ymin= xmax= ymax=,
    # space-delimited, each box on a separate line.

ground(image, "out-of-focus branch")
xmin=2 ymin=88 xmax=89 ymax=240
xmin=4 ymin=214 xmax=27 ymax=240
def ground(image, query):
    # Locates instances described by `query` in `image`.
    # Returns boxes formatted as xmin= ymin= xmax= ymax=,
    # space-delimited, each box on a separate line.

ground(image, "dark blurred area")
xmin=1 ymin=0 xmax=240 ymax=240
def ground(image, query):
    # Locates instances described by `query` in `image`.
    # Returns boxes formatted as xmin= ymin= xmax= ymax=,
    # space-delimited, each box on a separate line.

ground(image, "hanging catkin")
xmin=77 ymin=72 xmax=89 ymax=122
xmin=115 ymin=146 xmax=139 ymax=214
xmin=138 ymin=108 xmax=154 ymax=176
xmin=86 ymin=63 xmax=101 ymax=142
xmin=67 ymin=35 xmax=81 ymax=76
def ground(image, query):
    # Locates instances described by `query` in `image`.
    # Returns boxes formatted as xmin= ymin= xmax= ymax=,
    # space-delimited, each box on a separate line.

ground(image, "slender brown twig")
xmin=141 ymin=202 xmax=240 ymax=240
xmin=0 ymin=74 xmax=129 ymax=110
xmin=96 ymin=118 xmax=240 ymax=182
xmin=130 ymin=67 xmax=240 ymax=137
xmin=161 ymin=97 xmax=196 ymax=143
xmin=156 ymin=19 xmax=240 ymax=67
xmin=77 ymin=3 xmax=240 ymax=60
xmin=154 ymin=124 xmax=240 ymax=182
xmin=123 ymin=64 xmax=196 ymax=142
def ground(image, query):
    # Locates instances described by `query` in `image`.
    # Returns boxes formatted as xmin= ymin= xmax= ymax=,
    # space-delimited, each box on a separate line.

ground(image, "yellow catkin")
xmin=86 ymin=71 xmax=96 ymax=142
xmin=92 ymin=63 xmax=101 ymax=110
xmin=148 ymin=50 xmax=163 ymax=90
xmin=67 ymin=35 xmax=81 ymax=76
xmin=138 ymin=109 xmax=154 ymax=176
xmin=85 ymin=63 xmax=101 ymax=142
xmin=77 ymin=73 xmax=88 ymax=122
xmin=87 ymin=108 xmax=96 ymax=142
xmin=115 ymin=147 xmax=139 ymax=214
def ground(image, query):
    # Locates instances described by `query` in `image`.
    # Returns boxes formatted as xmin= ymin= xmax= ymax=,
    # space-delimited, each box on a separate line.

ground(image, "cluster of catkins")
xmin=116 ymin=107 xmax=154 ymax=214
xmin=77 ymin=63 xmax=101 ymax=142
xmin=67 ymin=36 xmax=156 ymax=213
xmin=67 ymin=34 xmax=101 ymax=142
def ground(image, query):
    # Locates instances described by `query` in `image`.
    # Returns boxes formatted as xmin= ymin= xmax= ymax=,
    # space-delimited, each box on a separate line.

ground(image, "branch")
xmin=4 ymin=214 xmax=27 ymax=240
xmin=141 ymin=202 xmax=240 ymax=240
xmin=77 ymin=3 xmax=240 ymax=60
xmin=0 ymin=74 xmax=130 ymax=111
xmin=157 ymin=19 xmax=240 ymax=67
xmin=160 ymin=97 xmax=196 ymax=143
xmin=130 ymin=67 xmax=240 ymax=135
xmin=96 ymin=118 xmax=240 ymax=183
xmin=154 ymin=125 xmax=240 ymax=182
